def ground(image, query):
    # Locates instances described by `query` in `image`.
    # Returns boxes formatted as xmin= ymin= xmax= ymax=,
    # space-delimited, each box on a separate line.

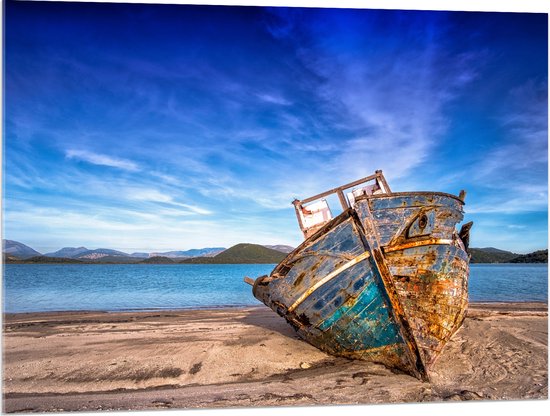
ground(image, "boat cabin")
xmin=293 ymin=170 xmax=392 ymax=238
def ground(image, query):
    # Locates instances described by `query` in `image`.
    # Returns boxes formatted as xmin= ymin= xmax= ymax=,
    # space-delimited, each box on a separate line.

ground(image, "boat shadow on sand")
xmin=235 ymin=307 xmax=417 ymax=378
xmin=236 ymin=306 xmax=306 ymax=341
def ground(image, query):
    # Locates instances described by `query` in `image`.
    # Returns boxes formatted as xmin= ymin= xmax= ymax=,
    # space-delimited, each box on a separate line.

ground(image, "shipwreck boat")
xmin=245 ymin=170 xmax=472 ymax=380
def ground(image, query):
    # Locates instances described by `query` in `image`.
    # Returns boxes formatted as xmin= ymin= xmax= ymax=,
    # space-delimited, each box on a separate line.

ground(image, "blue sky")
xmin=3 ymin=1 xmax=548 ymax=254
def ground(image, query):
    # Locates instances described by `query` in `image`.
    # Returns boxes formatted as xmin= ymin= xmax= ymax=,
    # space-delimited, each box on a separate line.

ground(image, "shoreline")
xmin=3 ymin=301 xmax=547 ymax=318
xmin=467 ymin=301 xmax=548 ymax=313
xmin=2 ymin=303 xmax=266 ymax=317
xmin=3 ymin=302 xmax=548 ymax=412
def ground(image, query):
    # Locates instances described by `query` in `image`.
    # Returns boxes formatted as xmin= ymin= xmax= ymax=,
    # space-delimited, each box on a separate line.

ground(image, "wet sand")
xmin=2 ymin=302 xmax=548 ymax=412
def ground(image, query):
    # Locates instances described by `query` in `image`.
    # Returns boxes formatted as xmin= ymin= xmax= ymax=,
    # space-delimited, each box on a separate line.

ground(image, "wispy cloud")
xmin=176 ymin=203 xmax=212 ymax=215
xmin=149 ymin=171 xmax=182 ymax=185
xmin=4 ymin=4 xmax=547 ymax=253
xmin=507 ymin=224 xmax=527 ymax=230
xmin=466 ymin=79 xmax=548 ymax=215
xmin=124 ymin=188 xmax=213 ymax=215
xmin=476 ymin=80 xmax=547 ymax=179
xmin=256 ymin=93 xmax=291 ymax=106
xmin=4 ymin=199 xmax=297 ymax=253
xmin=66 ymin=149 xmax=140 ymax=171
xmin=467 ymin=193 xmax=547 ymax=214
xmin=255 ymin=10 xmax=487 ymax=193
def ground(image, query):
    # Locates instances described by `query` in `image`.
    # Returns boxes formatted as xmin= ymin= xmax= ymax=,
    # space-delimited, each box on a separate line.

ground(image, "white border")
xmin=19 ymin=0 xmax=550 ymax=13
xmin=1 ymin=2 xmax=548 ymax=416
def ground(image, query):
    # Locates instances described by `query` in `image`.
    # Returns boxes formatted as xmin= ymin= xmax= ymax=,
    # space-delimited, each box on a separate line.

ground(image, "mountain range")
xmin=2 ymin=239 xmax=547 ymax=264
xmin=3 ymin=240 xmax=228 ymax=261
xmin=3 ymin=240 xmax=42 ymax=259
xmin=2 ymin=240 xmax=291 ymax=264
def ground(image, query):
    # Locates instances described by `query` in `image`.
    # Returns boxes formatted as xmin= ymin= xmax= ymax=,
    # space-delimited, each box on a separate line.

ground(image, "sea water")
xmin=2 ymin=263 xmax=547 ymax=313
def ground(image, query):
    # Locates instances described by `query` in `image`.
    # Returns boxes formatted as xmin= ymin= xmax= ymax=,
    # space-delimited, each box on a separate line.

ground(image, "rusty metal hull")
xmin=250 ymin=192 xmax=470 ymax=380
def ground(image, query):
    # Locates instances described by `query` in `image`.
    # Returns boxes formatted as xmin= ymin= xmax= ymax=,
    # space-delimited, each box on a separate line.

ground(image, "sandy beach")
xmin=2 ymin=302 xmax=548 ymax=412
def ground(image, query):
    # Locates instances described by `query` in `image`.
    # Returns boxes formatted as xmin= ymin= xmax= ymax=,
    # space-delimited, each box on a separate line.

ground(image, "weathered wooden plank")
xmin=298 ymin=173 xmax=381 ymax=205
xmin=384 ymin=240 xmax=470 ymax=367
xmin=355 ymin=199 xmax=428 ymax=380
xmin=247 ymin=173 xmax=470 ymax=380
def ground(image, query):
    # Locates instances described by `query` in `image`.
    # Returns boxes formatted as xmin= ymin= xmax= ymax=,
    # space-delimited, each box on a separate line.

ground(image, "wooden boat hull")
xmin=252 ymin=210 xmax=427 ymax=379
xmin=249 ymin=183 xmax=470 ymax=380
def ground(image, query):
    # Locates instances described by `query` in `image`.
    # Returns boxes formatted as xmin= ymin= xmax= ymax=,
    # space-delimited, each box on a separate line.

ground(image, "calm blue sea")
xmin=2 ymin=263 xmax=548 ymax=313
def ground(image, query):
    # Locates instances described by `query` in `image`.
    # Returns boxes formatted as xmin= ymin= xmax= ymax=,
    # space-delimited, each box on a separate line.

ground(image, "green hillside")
xmin=468 ymin=248 xmax=518 ymax=263
xmin=140 ymin=256 xmax=175 ymax=264
xmin=180 ymin=243 xmax=287 ymax=264
xmin=469 ymin=248 xmax=548 ymax=263
xmin=90 ymin=256 xmax=141 ymax=264
xmin=510 ymin=250 xmax=548 ymax=263
xmin=3 ymin=254 xmax=21 ymax=263
xmin=8 ymin=255 xmax=84 ymax=264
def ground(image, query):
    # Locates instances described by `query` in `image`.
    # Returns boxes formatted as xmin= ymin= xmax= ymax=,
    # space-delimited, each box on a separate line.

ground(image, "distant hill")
xmin=130 ymin=252 xmax=149 ymax=258
xmin=3 ymin=254 xmax=21 ymax=262
xmin=264 ymin=245 xmax=294 ymax=254
xmin=180 ymin=243 xmax=287 ymax=264
xmin=75 ymin=248 xmax=130 ymax=260
xmin=140 ymin=256 xmax=176 ymax=264
xmin=4 ymin=255 xmax=142 ymax=264
xmin=2 ymin=240 xmax=42 ymax=259
xmin=88 ymin=255 xmax=141 ymax=264
xmin=8 ymin=256 xmax=84 ymax=264
xmin=469 ymin=247 xmax=548 ymax=263
xmin=44 ymin=247 xmax=88 ymax=258
xmin=510 ymin=250 xmax=548 ymax=263
xmin=469 ymin=247 xmax=518 ymax=263
xmin=149 ymin=247 xmax=226 ymax=258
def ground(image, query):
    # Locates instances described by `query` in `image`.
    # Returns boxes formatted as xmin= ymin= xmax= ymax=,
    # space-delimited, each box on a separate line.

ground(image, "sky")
xmin=2 ymin=0 xmax=548 ymax=254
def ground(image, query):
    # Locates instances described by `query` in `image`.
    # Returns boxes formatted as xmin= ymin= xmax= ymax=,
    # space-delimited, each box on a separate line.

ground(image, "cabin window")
xmin=346 ymin=183 xmax=383 ymax=206
xmin=298 ymin=199 xmax=333 ymax=234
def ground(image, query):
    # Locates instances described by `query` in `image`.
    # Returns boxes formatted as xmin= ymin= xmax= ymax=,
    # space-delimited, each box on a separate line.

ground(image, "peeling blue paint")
xmin=249 ymin=182 xmax=470 ymax=380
